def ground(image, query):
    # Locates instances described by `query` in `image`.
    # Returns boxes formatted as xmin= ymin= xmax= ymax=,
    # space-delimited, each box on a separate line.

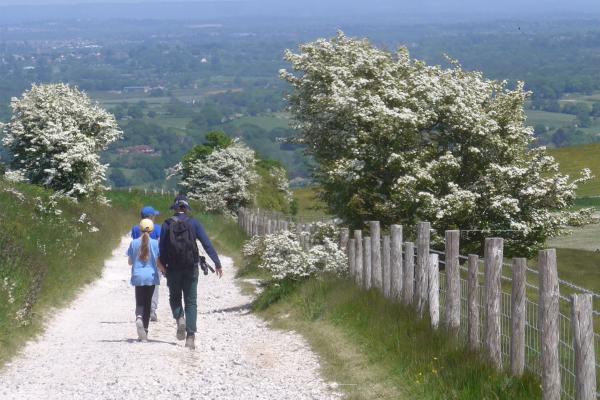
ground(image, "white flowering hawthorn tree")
xmin=242 ymin=224 xmax=347 ymax=281
xmin=281 ymin=33 xmax=592 ymax=255
xmin=173 ymin=136 xmax=258 ymax=215
xmin=1 ymin=84 xmax=122 ymax=199
xmin=270 ymin=166 xmax=293 ymax=204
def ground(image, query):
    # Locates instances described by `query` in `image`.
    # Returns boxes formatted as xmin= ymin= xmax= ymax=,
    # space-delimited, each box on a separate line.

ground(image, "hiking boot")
xmin=136 ymin=317 xmax=147 ymax=341
xmin=150 ymin=311 xmax=158 ymax=322
xmin=176 ymin=316 xmax=186 ymax=340
xmin=185 ymin=334 xmax=195 ymax=350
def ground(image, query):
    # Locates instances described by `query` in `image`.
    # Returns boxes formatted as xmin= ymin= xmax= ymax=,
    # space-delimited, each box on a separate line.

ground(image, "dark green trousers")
xmin=166 ymin=266 xmax=199 ymax=334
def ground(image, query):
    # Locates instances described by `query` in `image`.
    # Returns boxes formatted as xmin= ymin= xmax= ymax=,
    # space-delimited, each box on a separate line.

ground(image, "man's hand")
xmin=215 ymin=267 xmax=223 ymax=279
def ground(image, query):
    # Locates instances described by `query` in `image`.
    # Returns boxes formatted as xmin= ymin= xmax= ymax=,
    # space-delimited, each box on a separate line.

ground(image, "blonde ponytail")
xmin=139 ymin=232 xmax=150 ymax=263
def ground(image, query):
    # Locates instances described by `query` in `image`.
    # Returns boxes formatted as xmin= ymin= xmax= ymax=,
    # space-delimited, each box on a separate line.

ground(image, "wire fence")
xmin=432 ymin=247 xmax=597 ymax=400
xmin=238 ymin=208 xmax=599 ymax=400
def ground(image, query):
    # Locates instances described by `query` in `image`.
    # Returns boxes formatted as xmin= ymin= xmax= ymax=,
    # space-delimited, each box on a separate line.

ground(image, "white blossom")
xmin=174 ymin=139 xmax=258 ymax=216
xmin=243 ymin=223 xmax=347 ymax=281
xmin=282 ymin=32 xmax=592 ymax=255
xmin=1 ymin=84 xmax=122 ymax=199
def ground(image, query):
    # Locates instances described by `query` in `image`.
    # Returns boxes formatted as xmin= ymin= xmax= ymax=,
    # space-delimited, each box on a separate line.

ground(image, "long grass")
xmin=252 ymin=273 xmax=541 ymax=400
xmin=0 ymin=181 xmax=133 ymax=365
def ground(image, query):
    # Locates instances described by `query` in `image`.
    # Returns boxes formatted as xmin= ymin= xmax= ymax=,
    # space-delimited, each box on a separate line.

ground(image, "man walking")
xmin=131 ymin=206 xmax=162 ymax=321
xmin=159 ymin=195 xmax=223 ymax=350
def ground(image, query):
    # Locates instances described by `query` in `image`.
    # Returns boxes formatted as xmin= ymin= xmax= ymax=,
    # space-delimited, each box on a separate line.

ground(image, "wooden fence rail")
xmin=237 ymin=208 xmax=598 ymax=400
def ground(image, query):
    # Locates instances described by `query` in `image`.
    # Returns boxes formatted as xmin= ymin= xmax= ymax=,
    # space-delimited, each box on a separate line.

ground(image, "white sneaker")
xmin=176 ymin=316 xmax=186 ymax=340
xmin=136 ymin=317 xmax=147 ymax=341
xmin=150 ymin=311 xmax=158 ymax=322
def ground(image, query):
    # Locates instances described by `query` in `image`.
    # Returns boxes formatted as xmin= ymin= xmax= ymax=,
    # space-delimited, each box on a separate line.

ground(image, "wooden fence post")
xmin=253 ymin=214 xmax=259 ymax=236
xmin=383 ymin=235 xmax=391 ymax=298
xmin=429 ymin=253 xmax=440 ymax=330
xmin=445 ymin=230 xmax=460 ymax=337
xmin=354 ymin=230 xmax=363 ymax=287
xmin=467 ymin=254 xmax=480 ymax=351
xmin=391 ymin=225 xmax=403 ymax=301
xmin=510 ymin=258 xmax=526 ymax=377
xmin=348 ymin=239 xmax=356 ymax=279
xmin=266 ymin=219 xmax=272 ymax=235
xmin=403 ymin=242 xmax=415 ymax=305
xmin=539 ymin=249 xmax=560 ymax=400
xmin=363 ymin=236 xmax=372 ymax=290
xmin=572 ymin=294 xmax=596 ymax=400
xmin=370 ymin=221 xmax=382 ymax=291
xmin=340 ymin=228 xmax=350 ymax=251
xmin=484 ymin=237 xmax=503 ymax=370
xmin=415 ymin=222 xmax=430 ymax=318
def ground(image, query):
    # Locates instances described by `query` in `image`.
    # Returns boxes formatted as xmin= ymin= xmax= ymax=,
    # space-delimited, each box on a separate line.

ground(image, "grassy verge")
xmin=0 ymin=181 xmax=134 ymax=365
xmin=237 ymin=256 xmax=541 ymax=400
xmin=0 ymin=184 xmax=243 ymax=367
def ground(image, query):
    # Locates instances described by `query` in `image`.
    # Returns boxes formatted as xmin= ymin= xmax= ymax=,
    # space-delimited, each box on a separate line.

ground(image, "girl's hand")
xmin=157 ymin=259 xmax=166 ymax=276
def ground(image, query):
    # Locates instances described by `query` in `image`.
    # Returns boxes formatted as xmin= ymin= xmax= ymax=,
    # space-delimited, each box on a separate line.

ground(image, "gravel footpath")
xmin=0 ymin=236 xmax=341 ymax=400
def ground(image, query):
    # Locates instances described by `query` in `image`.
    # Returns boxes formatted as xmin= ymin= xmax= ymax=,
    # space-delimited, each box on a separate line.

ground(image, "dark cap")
xmin=170 ymin=194 xmax=191 ymax=211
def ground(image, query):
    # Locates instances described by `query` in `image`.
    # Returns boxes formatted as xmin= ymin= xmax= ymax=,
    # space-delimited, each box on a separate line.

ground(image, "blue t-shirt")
xmin=126 ymin=237 xmax=160 ymax=286
xmin=131 ymin=224 xmax=161 ymax=240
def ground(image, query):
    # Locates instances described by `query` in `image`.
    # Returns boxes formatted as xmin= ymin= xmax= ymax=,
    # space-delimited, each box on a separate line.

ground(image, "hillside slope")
xmin=549 ymin=143 xmax=600 ymax=197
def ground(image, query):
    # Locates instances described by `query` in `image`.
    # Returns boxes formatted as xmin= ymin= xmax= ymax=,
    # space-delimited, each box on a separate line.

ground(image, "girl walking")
xmin=126 ymin=218 xmax=164 ymax=341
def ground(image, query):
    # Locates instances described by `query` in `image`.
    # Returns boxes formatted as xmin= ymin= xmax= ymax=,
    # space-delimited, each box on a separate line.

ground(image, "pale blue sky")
xmin=0 ymin=0 xmax=598 ymax=21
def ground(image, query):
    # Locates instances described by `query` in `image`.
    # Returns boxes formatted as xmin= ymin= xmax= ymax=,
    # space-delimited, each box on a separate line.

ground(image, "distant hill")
xmin=549 ymin=143 xmax=600 ymax=197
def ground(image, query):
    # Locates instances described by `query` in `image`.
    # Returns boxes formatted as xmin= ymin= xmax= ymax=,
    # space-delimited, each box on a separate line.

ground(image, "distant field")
xmin=548 ymin=221 xmax=600 ymax=251
xmin=549 ymin=143 xmax=600 ymax=196
xmin=562 ymin=91 xmax=600 ymax=104
xmin=90 ymin=87 xmax=242 ymax=107
xmin=525 ymin=109 xmax=576 ymax=127
xmin=292 ymin=187 xmax=330 ymax=220
xmin=150 ymin=116 xmax=192 ymax=131
xmin=227 ymin=115 xmax=291 ymax=130
xmin=545 ymin=226 xmax=600 ymax=298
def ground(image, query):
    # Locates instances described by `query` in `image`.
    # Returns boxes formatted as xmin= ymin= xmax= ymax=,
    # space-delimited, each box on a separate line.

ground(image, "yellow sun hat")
xmin=140 ymin=218 xmax=154 ymax=233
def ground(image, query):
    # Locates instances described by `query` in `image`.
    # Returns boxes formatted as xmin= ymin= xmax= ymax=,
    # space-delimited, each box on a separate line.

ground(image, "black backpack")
xmin=164 ymin=215 xmax=199 ymax=269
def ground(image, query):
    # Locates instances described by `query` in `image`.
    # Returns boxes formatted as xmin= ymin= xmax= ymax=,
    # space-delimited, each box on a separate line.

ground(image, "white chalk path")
xmin=0 ymin=236 xmax=341 ymax=400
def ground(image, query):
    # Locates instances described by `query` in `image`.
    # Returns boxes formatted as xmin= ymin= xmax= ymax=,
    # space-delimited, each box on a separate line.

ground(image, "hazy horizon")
xmin=1 ymin=0 xmax=599 ymax=24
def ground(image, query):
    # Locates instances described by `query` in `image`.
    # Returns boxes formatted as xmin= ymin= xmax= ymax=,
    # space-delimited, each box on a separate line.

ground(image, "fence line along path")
xmin=238 ymin=208 xmax=600 ymax=400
